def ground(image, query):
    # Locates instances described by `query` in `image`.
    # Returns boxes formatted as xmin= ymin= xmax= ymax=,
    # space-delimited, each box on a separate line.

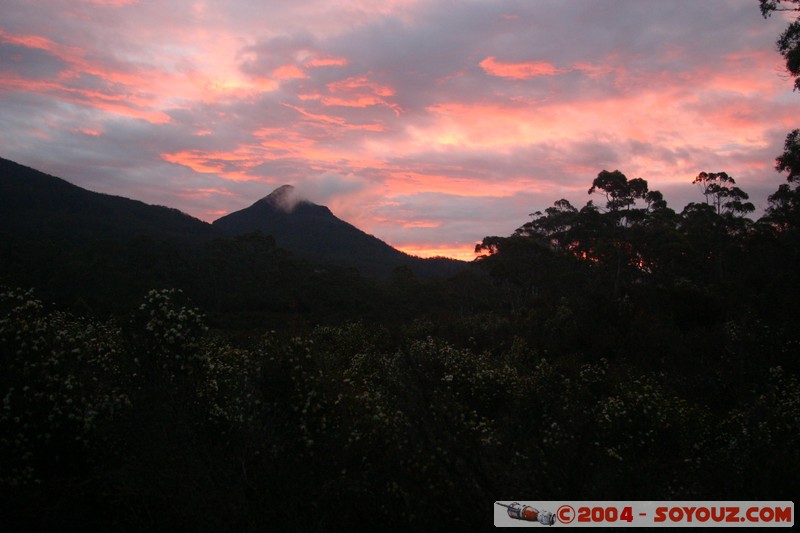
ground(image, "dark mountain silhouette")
xmin=0 ymin=157 xmax=214 ymax=242
xmin=213 ymin=184 xmax=465 ymax=278
xmin=0 ymin=157 xmax=465 ymax=281
xmin=0 ymin=157 xmax=226 ymax=312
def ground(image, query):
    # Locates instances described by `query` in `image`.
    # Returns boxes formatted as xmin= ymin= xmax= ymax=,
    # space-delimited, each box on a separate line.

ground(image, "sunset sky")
xmin=1 ymin=0 xmax=798 ymax=260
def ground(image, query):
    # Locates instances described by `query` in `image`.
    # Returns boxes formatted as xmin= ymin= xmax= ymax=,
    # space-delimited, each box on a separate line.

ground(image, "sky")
xmin=1 ymin=0 xmax=798 ymax=260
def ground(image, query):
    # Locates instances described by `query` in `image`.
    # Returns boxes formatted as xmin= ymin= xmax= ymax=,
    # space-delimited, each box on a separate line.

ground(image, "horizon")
xmin=2 ymin=154 xmax=786 ymax=264
xmin=1 ymin=0 xmax=798 ymax=260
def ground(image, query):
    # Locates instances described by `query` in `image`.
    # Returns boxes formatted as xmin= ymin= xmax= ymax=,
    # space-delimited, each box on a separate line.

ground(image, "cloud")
xmin=0 ymin=41 xmax=68 ymax=79
xmin=238 ymin=34 xmax=349 ymax=85
xmin=0 ymin=0 xmax=795 ymax=258
xmin=80 ymin=0 xmax=139 ymax=5
xmin=480 ymin=56 xmax=566 ymax=79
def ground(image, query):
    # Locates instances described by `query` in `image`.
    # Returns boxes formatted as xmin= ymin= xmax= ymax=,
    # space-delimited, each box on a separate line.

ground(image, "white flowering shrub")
xmin=256 ymin=333 xmax=327 ymax=456
xmin=0 ymin=287 xmax=129 ymax=487
xmin=592 ymin=374 xmax=711 ymax=495
xmin=507 ymin=355 xmax=714 ymax=498
xmin=197 ymin=338 xmax=262 ymax=430
xmin=246 ymin=326 xmax=522 ymax=526
xmin=707 ymin=365 xmax=800 ymax=496
xmin=524 ymin=357 xmax=608 ymax=494
xmin=336 ymin=336 xmax=514 ymax=513
xmin=596 ymin=376 xmax=687 ymax=458
xmin=130 ymin=289 xmax=209 ymax=382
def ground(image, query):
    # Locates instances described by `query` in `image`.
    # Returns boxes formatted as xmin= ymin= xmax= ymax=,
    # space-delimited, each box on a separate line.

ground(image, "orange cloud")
xmin=319 ymin=76 xmax=400 ymax=112
xmin=380 ymin=169 xmax=539 ymax=198
xmin=272 ymin=64 xmax=307 ymax=80
xmin=305 ymin=56 xmax=348 ymax=68
xmin=0 ymin=30 xmax=84 ymax=65
xmin=374 ymin=216 xmax=441 ymax=229
xmin=411 ymin=101 xmax=555 ymax=149
xmin=161 ymin=149 xmax=259 ymax=181
xmin=282 ymin=103 xmax=386 ymax=132
xmin=239 ymin=47 xmax=347 ymax=88
xmin=480 ymin=56 xmax=565 ymax=79
xmin=0 ymin=75 xmax=172 ymax=124
xmin=0 ymin=29 xmax=176 ymax=123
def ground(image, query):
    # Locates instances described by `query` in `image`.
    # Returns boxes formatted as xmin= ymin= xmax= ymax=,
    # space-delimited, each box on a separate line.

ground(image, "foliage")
xmin=691 ymin=171 xmax=755 ymax=216
xmin=776 ymin=129 xmax=800 ymax=181
xmin=130 ymin=288 xmax=209 ymax=382
xmin=0 ymin=288 xmax=129 ymax=488
xmin=588 ymin=170 xmax=649 ymax=216
xmin=761 ymin=0 xmax=800 ymax=90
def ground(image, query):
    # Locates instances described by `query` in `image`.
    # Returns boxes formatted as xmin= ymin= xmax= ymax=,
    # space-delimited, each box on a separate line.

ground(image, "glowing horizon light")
xmin=396 ymin=244 xmax=480 ymax=262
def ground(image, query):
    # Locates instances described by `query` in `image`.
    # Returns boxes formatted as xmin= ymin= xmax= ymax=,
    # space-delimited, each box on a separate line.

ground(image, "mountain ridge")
xmin=0 ymin=157 xmax=466 ymax=278
xmin=0 ymin=157 xmax=214 ymax=242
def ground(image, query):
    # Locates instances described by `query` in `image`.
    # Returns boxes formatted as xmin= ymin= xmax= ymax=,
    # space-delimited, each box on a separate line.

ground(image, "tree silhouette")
xmin=588 ymin=170 xmax=648 ymax=211
xmin=759 ymin=4 xmax=800 ymax=231
xmin=517 ymin=198 xmax=579 ymax=251
xmin=776 ymin=129 xmax=800 ymax=182
xmin=760 ymin=0 xmax=800 ymax=90
xmin=762 ymin=130 xmax=800 ymax=229
xmin=691 ymin=171 xmax=754 ymax=216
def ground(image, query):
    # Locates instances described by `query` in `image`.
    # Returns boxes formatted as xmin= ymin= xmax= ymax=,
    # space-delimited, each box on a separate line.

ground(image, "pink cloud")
xmin=374 ymin=216 xmax=442 ymax=229
xmin=272 ymin=64 xmax=307 ymax=80
xmin=175 ymin=187 xmax=236 ymax=199
xmin=160 ymin=149 xmax=259 ymax=181
xmin=303 ymin=75 xmax=403 ymax=113
xmin=282 ymin=103 xmax=386 ymax=132
xmin=0 ymin=29 xmax=175 ymax=123
xmin=0 ymin=75 xmax=172 ymax=123
xmin=480 ymin=56 xmax=566 ymax=79
xmin=73 ymin=127 xmax=103 ymax=136
xmin=305 ymin=55 xmax=348 ymax=68
xmin=0 ymin=29 xmax=84 ymax=64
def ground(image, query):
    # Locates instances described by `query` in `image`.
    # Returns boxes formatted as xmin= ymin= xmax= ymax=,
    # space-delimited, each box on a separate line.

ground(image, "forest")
xmin=2 ymin=2 xmax=800 ymax=530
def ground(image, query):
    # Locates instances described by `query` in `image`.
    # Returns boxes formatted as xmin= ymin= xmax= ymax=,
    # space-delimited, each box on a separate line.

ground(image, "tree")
xmin=762 ymin=130 xmax=800 ymax=229
xmin=692 ymin=172 xmax=755 ymax=216
xmin=644 ymin=190 xmax=668 ymax=211
xmin=763 ymin=183 xmax=800 ymax=229
xmin=776 ymin=129 xmax=800 ymax=182
xmin=759 ymin=4 xmax=800 ymax=227
xmin=588 ymin=170 xmax=650 ymax=227
xmin=516 ymin=198 xmax=579 ymax=251
xmin=760 ymin=0 xmax=800 ymax=90
xmin=589 ymin=170 xmax=646 ymax=211
xmin=682 ymin=172 xmax=755 ymax=284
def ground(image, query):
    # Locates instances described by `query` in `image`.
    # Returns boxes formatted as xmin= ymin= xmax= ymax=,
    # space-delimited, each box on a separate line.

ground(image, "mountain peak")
xmin=263 ymin=184 xmax=295 ymax=201
xmin=258 ymin=184 xmax=300 ymax=211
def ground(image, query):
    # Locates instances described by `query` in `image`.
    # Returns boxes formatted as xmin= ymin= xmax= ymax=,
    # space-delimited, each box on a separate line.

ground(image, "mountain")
xmin=212 ymin=184 xmax=465 ymax=278
xmin=0 ymin=157 xmax=214 ymax=242
xmin=0 ymin=157 xmax=226 ymax=312
xmin=0 ymin=157 xmax=473 ymax=322
xmin=1 ymin=157 xmax=465 ymax=284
